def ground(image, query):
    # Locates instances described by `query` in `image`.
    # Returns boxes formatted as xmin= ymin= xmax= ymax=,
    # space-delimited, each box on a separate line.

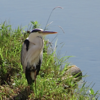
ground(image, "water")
xmin=0 ymin=0 xmax=100 ymax=95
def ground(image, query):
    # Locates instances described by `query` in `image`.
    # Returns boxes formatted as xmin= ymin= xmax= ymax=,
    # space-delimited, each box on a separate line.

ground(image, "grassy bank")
xmin=0 ymin=21 xmax=99 ymax=100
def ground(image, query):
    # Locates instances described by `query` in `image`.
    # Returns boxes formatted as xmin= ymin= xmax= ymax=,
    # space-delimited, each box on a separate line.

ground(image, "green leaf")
xmin=89 ymin=88 xmax=94 ymax=95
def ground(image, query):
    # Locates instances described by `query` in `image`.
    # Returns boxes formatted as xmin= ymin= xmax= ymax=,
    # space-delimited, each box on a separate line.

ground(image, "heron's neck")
xmin=28 ymin=33 xmax=42 ymax=43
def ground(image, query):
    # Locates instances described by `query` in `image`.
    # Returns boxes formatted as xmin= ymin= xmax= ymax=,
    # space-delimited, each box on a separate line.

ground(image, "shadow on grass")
xmin=13 ymin=86 xmax=32 ymax=100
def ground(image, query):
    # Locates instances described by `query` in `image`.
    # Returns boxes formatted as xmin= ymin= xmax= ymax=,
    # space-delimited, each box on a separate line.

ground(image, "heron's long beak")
xmin=39 ymin=31 xmax=57 ymax=35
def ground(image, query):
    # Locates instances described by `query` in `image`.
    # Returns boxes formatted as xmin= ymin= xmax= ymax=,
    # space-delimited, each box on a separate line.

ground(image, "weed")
xmin=0 ymin=21 xmax=99 ymax=100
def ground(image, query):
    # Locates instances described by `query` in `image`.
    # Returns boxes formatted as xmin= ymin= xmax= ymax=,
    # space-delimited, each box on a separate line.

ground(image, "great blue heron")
xmin=21 ymin=29 xmax=57 ymax=85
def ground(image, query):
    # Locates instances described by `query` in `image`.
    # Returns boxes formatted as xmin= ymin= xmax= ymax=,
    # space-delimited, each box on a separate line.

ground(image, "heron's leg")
xmin=25 ymin=64 xmax=37 ymax=85
xmin=30 ymin=65 xmax=37 ymax=80
xmin=25 ymin=66 xmax=33 ymax=85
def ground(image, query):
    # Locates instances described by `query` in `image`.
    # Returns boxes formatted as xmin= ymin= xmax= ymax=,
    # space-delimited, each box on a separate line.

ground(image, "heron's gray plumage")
xmin=21 ymin=36 xmax=43 ymax=85
xmin=21 ymin=37 xmax=43 ymax=71
xmin=21 ymin=39 xmax=29 ymax=72
xmin=21 ymin=28 xmax=57 ymax=85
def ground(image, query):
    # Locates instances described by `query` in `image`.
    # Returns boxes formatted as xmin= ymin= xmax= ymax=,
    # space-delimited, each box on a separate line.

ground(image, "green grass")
xmin=0 ymin=21 xmax=100 ymax=100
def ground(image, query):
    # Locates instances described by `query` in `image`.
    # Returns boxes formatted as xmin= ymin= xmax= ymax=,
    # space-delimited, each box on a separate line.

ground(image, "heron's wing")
xmin=36 ymin=59 xmax=41 ymax=75
xmin=21 ymin=37 xmax=43 ymax=72
xmin=36 ymin=50 xmax=43 ymax=75
xmin=21 ymin=39 xmax=29 ymax=72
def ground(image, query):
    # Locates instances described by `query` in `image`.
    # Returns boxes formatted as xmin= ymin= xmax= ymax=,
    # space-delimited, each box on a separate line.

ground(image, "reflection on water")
xmin=0 ymin=0 xmax=100 ymax=92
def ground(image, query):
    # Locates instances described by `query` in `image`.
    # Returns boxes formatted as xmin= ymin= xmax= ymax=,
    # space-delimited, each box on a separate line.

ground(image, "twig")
xmin=44 ymin=6 xmax=63 ymax=30
xmin=58 ymin=26 xmax=65 ymax=33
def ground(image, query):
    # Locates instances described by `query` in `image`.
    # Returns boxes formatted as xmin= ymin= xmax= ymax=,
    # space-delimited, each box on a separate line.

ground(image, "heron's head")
xmin=30 ymin=28 xmax=57 ymax=36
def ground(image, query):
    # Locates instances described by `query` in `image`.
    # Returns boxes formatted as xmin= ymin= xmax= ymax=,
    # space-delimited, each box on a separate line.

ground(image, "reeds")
xmin=0 ymin=21 xmax=99 ymax=100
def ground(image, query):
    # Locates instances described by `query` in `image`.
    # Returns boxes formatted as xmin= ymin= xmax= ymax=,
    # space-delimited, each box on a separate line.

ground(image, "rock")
xmin=62 ymin=65 xmax=82 ymax=82
xmin=67 ymin=65 xmax=82 ymax=78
